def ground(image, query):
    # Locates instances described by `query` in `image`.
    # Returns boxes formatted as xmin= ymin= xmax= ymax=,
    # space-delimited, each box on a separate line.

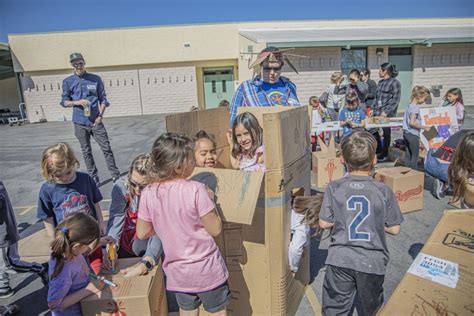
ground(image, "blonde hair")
xmin=41 ymin=143 xmax=80 ymax=182
xmin=127 ymin=153 xmax=152 ymax=200
xmin=330 ymin=72 xmax=344 ymax=84
xmin=410 ymin=86 xmax=430 ymax=103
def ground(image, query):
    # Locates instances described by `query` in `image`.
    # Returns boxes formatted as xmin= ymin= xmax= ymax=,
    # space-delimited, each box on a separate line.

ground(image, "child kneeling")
xmin=319 ymin=131 xmax=403 ymax=316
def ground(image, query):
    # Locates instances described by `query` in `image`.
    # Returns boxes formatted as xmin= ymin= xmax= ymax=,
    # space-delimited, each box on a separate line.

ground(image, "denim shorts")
xmin=174 ymin=282 xmax=231 ymax=313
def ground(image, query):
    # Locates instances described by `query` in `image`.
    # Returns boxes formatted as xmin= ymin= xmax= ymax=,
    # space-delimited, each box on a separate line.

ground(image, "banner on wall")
xmin=419 ymin=106 xmax=459 ymax=150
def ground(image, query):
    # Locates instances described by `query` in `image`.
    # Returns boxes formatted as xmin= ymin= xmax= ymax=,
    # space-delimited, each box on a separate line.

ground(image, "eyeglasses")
xmin=72 ymin=62 xmax=84 ymax=67
xmin=263 ymin=66 xmax=282 ymax=72
xmin=130 ymin=179 xmax=146 ymax=191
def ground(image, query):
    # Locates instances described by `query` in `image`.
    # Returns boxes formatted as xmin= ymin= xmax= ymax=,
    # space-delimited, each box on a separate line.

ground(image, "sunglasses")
xmin=263 ymin=66 xmax=282 ymax=72
xmin=130 ymin=179 xmax=146 ymax=191
xmin=72 ymin=62 xmax=84 ymax=67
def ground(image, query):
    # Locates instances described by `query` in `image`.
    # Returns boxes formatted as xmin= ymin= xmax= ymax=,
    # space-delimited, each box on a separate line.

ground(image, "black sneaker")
xmin=431 ymin=178 xmax=445 ymax=199
xmin=377 ymin=155 xmax=389 ymax=162
xmin=0 ymin=287 xmax=14 ymax=299
xmin=93 ymin=176 xmax=101 ymax=187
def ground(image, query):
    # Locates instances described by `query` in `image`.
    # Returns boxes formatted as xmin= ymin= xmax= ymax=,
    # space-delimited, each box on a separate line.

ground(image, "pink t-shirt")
xmin=138 ymin=179 xmax=228 ymax=293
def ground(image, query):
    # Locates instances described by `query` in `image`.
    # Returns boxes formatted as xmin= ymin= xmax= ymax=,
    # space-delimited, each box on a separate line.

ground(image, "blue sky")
xmin=0 ymin=0 xmax=472 ymax=42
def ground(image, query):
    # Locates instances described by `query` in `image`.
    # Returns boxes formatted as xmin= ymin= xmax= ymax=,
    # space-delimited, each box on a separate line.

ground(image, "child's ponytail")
xmin=50 ymin=212 xmax=101 ymax=279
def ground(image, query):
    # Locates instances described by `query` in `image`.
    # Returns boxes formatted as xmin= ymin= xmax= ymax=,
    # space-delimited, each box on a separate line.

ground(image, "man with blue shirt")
xmin=61 ymin=53 xmax=120 ymax=185
xmin=229 ymin=47 xmax=300 ymax=126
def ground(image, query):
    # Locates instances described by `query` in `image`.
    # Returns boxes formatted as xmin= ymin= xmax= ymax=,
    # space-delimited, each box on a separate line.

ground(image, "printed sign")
xmin=419 ymin=107 xmax=459 ymax=150
xmin=408 ymin=252 xmax=459 ymax=288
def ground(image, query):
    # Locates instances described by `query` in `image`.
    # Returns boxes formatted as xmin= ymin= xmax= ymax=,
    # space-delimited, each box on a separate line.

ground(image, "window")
xmin=341 ymin=48 xmax=367 ymax=75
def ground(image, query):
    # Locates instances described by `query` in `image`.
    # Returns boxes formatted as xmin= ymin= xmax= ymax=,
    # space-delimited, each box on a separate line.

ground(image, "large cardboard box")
xmin=167 ymin=106 xmax=311 ymax=315
xmin=374 ymin=166 xmax=424 ymax=213
xmin=81 ymin=258 xmax=167 ymax=316
xmin=311 ymin=135 xmax=344 ymax=188
xmin=380 ymin=210 xmax=474 ymax=315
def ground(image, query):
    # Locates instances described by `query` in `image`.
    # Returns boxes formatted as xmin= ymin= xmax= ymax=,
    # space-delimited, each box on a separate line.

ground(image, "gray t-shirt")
xmin=320 ymin=175 xmax=404 ymax=275
xmin=402 ymin=103 xmax=422 ymax=136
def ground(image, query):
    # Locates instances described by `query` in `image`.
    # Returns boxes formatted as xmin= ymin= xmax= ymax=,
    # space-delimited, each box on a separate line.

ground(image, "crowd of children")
xmin=0 ymin=76 xmax=470 ymax=315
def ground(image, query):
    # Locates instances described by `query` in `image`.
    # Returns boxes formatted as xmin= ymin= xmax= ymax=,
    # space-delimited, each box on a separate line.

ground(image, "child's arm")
xmin=384 ymin=225 xmax=401 ymax=235
xmin=201 ymin=210 xmax=222 ymax=237
xmin=50 ymin=281 xmax=103 ymax=311
xmin=94 ymin=203 xmax=106 ymax=235
xmin=409 ymin=113 xmax=430 ymax=132
xmin=319 ymin=219 xmax=334 ymax=229
xmin=226 ymin=130 xmax=240 ymax=169
xmin=288 ymin=211 xmax=310 ymax=273
xmin=136 ymin=218 xmax=155 ymax=240
xmin=43 ymin=217 xmax=55 ymax=238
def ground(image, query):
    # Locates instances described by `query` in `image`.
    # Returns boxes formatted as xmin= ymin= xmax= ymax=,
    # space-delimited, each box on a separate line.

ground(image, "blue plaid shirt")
xmin=61 ymin=72 xmax=110 ymax=126
xmin=229 ymin=76 xmax=300 ymax=126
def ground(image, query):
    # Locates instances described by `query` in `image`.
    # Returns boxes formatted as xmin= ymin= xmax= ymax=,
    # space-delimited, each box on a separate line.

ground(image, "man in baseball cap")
xmin=60 ymin=53 xmax=121 ymax=185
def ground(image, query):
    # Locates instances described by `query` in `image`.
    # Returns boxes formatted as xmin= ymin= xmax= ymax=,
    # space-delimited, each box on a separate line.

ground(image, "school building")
xmin=2 ymin=18 xmax=473 ymax=123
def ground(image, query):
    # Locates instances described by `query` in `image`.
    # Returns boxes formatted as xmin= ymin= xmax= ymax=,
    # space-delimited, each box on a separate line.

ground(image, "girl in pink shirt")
xmin=440 ymin=88 xmax=465 ymax=126
xmin=137 ymin=132 xmax=230 ymax=315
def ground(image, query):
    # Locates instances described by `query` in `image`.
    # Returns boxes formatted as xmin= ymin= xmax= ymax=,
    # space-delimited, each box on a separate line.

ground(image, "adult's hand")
xmin=76 ymin=99 xmax=90 ymax=107
xmin=94 ymin=116 xmax=103 ymax=126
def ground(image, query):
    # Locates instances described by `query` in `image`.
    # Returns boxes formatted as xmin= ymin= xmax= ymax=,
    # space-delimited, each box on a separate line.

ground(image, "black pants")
xmin=322 ymin=265 xmax=384 ymax=316
xmin=403 ymin=132 xmax=420 ymax=170
xmin=74 ymin=123 xmax=120 ymax=180
xmin=373 ymin=127 xmax=391 ymax=158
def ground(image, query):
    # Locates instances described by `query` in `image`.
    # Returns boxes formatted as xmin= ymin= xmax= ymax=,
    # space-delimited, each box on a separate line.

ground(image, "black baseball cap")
xmin=70 ymin=53 xmax=84 ymax=62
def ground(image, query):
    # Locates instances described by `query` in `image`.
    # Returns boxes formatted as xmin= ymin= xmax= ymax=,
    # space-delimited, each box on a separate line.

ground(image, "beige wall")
xmin=0 ymin=77 xmax=21 ymax=112
xmin=9 ymin=18 xmax=470 ymax=72
xmin=413 ymin=43 xmax=474 ymax=106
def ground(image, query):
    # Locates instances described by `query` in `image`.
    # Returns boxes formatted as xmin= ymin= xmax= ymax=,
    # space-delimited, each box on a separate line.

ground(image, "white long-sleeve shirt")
xmin=288 ymin=209 xmax=310 ymax=273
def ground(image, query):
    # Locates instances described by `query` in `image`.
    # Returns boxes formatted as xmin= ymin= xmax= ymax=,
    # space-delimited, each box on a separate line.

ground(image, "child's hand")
xmin=423 ymin=126 xmax=431 ymax=132
xmin=86 ymin=280 xmax=105 ymax=294
xmin=102 ymin=249 xmax=112 ymax=270
xmin=226 ymin=129 xmax=233 ymax=146
xmin=99 ymin=236 xmax=114 ymax=247
xmin=351 ymin=122 xmax=358 ymax=128
xmin=98 ymin=221 xmax=106 ymax=236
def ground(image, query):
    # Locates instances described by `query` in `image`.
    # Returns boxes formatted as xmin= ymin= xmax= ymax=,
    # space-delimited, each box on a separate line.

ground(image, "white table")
xmin=312 ymin=121 xmax=342 ymax=134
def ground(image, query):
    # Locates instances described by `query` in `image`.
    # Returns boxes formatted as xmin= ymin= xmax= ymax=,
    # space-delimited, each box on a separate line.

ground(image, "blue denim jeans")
xmin=424 ymin=149 xmax=449 ymax=183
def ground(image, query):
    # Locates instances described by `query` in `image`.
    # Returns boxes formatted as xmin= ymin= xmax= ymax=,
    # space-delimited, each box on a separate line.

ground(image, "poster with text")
xmin=419 ymin=106 xmax=459 ymax=150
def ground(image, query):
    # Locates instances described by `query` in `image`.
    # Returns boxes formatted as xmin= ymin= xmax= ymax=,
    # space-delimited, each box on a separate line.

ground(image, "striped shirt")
xmin=229 ymin=76 xmax=300 ymax=126
xmin=374 ymin=77 xmax=401 ymax=117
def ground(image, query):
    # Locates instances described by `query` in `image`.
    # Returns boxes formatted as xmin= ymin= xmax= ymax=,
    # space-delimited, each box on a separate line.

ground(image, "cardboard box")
xmin=167 ymin=106 xmax=311 ymax=315
xmin=379 ymin=210 xmax=474 ymax=315
xmin=374 ymin=167 xmax=424 ymax=213
xmin=81 ymin=258 xmax=167 ymax=316
xmin=311 ymin=135 xmax=344 ymax=188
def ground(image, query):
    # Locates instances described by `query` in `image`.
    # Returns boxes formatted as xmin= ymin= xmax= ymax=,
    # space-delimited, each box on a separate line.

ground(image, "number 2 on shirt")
xmin=347 ymin=196 xmax=370 ymax=241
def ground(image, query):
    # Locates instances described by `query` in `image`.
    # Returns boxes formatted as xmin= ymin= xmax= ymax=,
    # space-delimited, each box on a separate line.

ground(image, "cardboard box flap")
xmin=190 ymin=167 xmax=264 ymax=225
xmin=375 ymin=166 xmax=418 ymax=178
xmin=166 ymin=107 xmax=230 ymax=148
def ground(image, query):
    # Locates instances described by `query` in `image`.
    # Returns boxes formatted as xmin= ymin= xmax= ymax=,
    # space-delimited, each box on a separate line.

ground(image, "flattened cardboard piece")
xmin=82 ymin=258 xmax=167 ymax=316
xmin=380 ymin=210 xmax=474 ymax=316
xmin=237 ymin=106 xmax=311 ymax=170
xmin=419 ymin=106 xmax=459 ymax=150
xmin=311 ymin=135 xmax=343 ymax=187
xmin=18 ymin=228 xmax=51 ymax=261
xmin=166 ymin=107 xmax=230 ymax=148
xmin=374 ymin=167 xmax=424 ymax=213
xmin=190 ymin=167 xmax=264 ymax=225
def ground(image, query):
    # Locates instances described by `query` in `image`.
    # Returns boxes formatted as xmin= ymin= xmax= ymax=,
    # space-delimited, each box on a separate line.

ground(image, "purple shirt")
xmin=138 ymin=179 xmax=228 ymax=293
xmin=48 ymin=255 xmax=90 ymax=316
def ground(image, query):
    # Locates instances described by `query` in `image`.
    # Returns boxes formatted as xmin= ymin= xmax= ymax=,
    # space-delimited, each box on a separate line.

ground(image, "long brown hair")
xmin=448 ymin=131 xmax=474 ymax=203
xmin=50 ymin=212 xmax=100 ymax=279
xmin=231 ymin=112 xmax=263 ymax=159
xmin=292 ymin=194 xmax=324 ymax=229
xmin=148 ymin=132 xmax=195 ymax=183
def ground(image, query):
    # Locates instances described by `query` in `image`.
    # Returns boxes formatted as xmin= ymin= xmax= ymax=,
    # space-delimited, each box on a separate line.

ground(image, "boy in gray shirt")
xmin=319 ymin=131 xmax=403 ymax=316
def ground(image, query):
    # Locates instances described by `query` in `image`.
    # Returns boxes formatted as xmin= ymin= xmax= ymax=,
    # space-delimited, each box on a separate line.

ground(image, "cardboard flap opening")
xmin=314 ymin=134 xmax=337 ymax=157
xmin=191 ymin=168 xmax=264 ymax=225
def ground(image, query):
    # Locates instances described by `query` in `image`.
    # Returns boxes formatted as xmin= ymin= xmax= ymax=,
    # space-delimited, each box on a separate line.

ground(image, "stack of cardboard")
xmin=166 ymin=106 xmax=311 ymax=315
xmin=380 ymin=210 xmax=474 ymax=315
xmin=311 ymin=136 xmax=344 ymax=188
xmin=82 ymin=258 xmax=168 ymax=316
